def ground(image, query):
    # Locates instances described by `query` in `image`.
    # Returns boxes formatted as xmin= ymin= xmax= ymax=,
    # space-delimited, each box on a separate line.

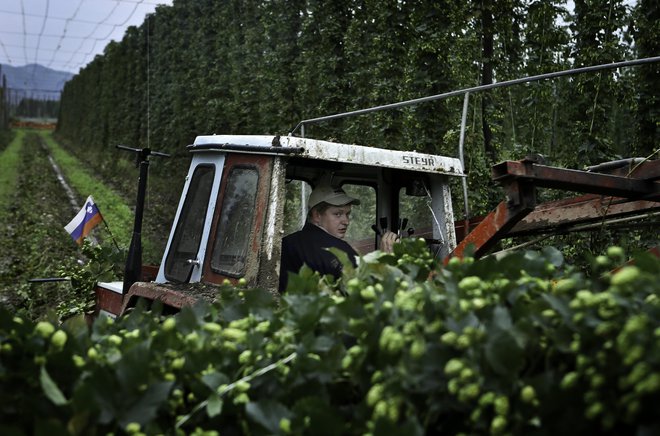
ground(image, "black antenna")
xmin=116 ymin=145 xmax=170 ymax=294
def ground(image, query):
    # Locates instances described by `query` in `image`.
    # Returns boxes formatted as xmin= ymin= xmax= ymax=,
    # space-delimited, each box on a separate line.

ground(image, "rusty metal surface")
xmin=492 ymin=160 xmax=660 ymax=200
xmin=449 ymin=173 xmax=537 ymax=259
xmin=593 ymin=158 xmax=660 ymax=180
xmin=448 ymin=158 xmax=659 ymax=260
xmin=454 ymin=217 xmax=486 ymax=242
xmin=94 ymin=287 xmax=123 ymax=316
xmin=449 ymin=196 xmax=535 ymax=260
xmin=141 ymin=264 xmax=159 ymax=282
xmin=120 ymin=281 xmax=218 ymax=315
xmin=510 ymin=194 xmax=660 ymax=236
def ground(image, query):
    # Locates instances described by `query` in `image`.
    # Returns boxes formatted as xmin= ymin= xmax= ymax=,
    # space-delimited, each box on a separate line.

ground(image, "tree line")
xmin=55 ymin=0 xmax=659 ymax=218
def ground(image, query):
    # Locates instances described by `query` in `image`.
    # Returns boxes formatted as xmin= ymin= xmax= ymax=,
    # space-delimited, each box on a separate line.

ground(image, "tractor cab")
xmin=95 ymin=135 xmax=464 ymax=316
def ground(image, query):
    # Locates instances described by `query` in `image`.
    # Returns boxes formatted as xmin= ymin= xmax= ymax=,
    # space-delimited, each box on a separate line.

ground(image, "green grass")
xmin=0 ymin=130 xmax=86 ymax=320
xmin=0 ymin=130 xmax=23 ymax=218
xmin=39 ymin=131 xmax=150 ymax=254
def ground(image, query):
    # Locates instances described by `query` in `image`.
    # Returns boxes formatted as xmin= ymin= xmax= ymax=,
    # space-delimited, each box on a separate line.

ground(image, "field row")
xmin=0 ymin=130 xmax=142 ymax=319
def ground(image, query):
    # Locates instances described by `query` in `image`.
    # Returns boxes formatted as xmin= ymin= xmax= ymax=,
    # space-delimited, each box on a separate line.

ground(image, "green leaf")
xmin=61 ymin=313 xmax=89 ymax=338
xmin=541 ymin=294 xmax=572 ymax=321
xmin=246 ymin=400 xmax=291 ymax=434
xmin=485 ymin=329 xmax=525 ymax=377
xmin=361 ymin=250 xmax=390 ymax=264
xmin=118 ymin=381 xmax=174 ymax=427
xmin=177 ymin=305 xmax=205 ymax=331
xmin=283 ymin=294 xmax=331 ymax=331
xmin=40 ymin=365 xmax=68 ymax=406
xmin=286 ymin=265 xmax=323 ymax=294
xmin=326 ymin=247 xmax=355 ymax=275
xmin=311 ymin=335 xmax=335 ymax=353
xmin=632 ymin=250 xmax=660 ymax=274
xmin=243 ymin=287 xmax=279 ymax=313
xmin=485 ymin=308 xmax=525 ymax=376
xmin=542 ymin=246 xmax=564 ymax=267
xmin=291 ymin=396 xmax=346 ymax=435
xmin=491 ymin=306 xmax=513 ymax=330
xmin=116 ymin=341 xmax=152 ymax=392
xmin=201 ymin=371 xmax=229 ymax=391
xmin=206 ymin=392 xmax=223 ymax=418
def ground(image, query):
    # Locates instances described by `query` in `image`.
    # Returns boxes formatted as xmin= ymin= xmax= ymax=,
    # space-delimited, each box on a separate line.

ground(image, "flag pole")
xmin=91 ymin=198 xmax=121 ymax=251
xmin=100 ymin=215 xmax=121 ymax=251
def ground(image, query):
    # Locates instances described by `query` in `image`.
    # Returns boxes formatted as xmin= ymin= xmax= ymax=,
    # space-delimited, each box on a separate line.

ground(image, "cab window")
xmin=164 ymin=165 xmax=215 ymax=283
xmin=342 ymin=184 xmax=376 ymax=253
xmin=282 ymin=179 xmax=310 ymax=235
xmin=282 ymin=180 xmax=376 ymax=254
xmin=398 ymin=186 xmax=434 ymax=239
xmin=210 ymin=167 xmax=259 ymax=276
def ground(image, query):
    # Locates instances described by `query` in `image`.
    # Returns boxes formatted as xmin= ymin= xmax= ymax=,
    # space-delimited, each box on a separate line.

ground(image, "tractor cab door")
xmin=155 ymin=153 xmax=225 ymax=284
xmin=201 ymin=153 xmax=273 ymax=286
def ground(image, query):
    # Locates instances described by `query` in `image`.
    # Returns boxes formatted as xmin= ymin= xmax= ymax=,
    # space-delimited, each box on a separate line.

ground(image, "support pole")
xmin=116 ymin=145 xmax=170 ymax=294
xmin=458 ymin=92 xmax=471 ymax=233
xmin=123 ymin=151 xmax=149 ymax=293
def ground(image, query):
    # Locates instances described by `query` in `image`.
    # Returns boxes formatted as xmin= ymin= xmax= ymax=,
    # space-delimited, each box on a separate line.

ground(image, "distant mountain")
xmin=0 ymin=63 xmax=74 ymax=101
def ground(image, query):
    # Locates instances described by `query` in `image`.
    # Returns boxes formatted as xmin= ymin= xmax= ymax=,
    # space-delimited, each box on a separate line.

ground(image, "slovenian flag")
xmin=64 ymin=196 xmax=103 ymax=245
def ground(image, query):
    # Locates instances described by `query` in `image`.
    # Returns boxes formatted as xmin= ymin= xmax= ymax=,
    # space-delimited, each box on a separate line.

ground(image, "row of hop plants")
xmin=1 ymin=239 xmax=659 ymax=435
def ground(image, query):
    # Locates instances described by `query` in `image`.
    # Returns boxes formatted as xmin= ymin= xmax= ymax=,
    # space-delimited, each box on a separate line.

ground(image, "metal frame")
xmin=289 ymin=57 xmax=660 ymax=136
xmin=288 ymin=56 xmax=660 ymax=229
xmin=449 ymin=158 xmax=660 ymax=259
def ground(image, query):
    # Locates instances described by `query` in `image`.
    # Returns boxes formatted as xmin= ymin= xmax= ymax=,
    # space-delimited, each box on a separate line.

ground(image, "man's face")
xmin=313 ymin=205 xmax=352 ymax=239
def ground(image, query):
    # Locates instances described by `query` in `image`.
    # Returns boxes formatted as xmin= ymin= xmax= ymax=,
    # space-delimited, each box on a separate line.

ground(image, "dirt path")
xmin=40 ymin=139 xmax=80 ymax=213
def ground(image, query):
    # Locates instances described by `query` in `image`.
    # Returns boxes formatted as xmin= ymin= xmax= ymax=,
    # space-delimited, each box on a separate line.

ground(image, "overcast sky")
xmin=0 ymin=0 xmax=173 ymax=74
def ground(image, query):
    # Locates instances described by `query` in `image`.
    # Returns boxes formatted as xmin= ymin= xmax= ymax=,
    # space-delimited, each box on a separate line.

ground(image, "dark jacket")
xmin=279 ymin=222 xmax=358 ymax=292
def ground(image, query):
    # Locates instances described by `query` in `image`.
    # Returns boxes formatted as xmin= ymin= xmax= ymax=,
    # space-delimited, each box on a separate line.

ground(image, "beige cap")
xmin=308 ymin=183 xmax=360 ymax=210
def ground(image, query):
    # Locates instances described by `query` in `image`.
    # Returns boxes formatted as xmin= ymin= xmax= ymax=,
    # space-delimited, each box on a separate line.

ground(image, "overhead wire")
xmin=0 ymin=0 xmax=171 ymax=75
xmin=62 ymin=0 xmax=148 ymax=71
xmin=60 ymin=0 xmax=124 ymax=70
xmin=0 ymin=39 xmax=12 ymax=64
xmin=1 ymin=30 xmax=100 ymax=41
xmin=30 ymin=0 xmax=50 ymax=85
xmin=20 ymin=0 xmax=28 ymax=68
xmin=3 ymin=42 xmax=79 ymax=55
xmin=33 ymin=0 xmax=50 ymax=65
xmin=44 ymin=0 xmax=85 ymax=70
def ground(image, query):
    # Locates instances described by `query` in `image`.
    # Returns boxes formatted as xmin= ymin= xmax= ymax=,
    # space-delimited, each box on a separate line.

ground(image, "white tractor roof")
xmin=191 ymin=134 xmax=464 ymax=177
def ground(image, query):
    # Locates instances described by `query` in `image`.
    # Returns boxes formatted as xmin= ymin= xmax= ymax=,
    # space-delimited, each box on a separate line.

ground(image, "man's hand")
xmin=380 ymin=231 xmax=399 ymax=253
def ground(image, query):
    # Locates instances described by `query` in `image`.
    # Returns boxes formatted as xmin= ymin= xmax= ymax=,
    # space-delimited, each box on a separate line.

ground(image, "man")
xmin=278 ymin=182 xmax=397 ymax=292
